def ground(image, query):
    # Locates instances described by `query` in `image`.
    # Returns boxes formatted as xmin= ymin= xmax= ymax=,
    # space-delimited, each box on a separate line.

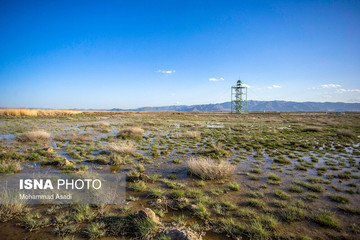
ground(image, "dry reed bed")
xmin=0 ymin=109 xmax=85 ymax=117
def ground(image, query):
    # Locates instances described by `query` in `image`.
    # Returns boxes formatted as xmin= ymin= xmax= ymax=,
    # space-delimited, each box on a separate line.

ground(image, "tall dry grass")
xmin=107 ymin=141 xmax=137 ymax=154
xmin=186 ymin=157 xmax=235 ymax=180
xmin=0 ymin=161 xmax=22 ymax=173
xmin=17 ymin=131 xmax=50 ymax=143
xmin=183 ymin=131 xmax=201 ymax=138
xmin=0 ymin=108 xmax=85 ymax=117
xmin=303 ymin=126 xmax=323 ymax=132
xmin=117 ymin=127 xmax=145 ymax=139
xmin=336 ymin=129 xmax=355 ymax=137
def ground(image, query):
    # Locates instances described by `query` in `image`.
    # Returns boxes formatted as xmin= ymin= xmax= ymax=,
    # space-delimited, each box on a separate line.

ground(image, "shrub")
xmin=186 ymin=157 xmax=235 ymax=180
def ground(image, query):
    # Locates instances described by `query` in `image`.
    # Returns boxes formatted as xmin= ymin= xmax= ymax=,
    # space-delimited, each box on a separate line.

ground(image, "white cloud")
xmin=242 ymin=84 xmax=250 ymax=88
xmin=335 ymin=88 xmax=360 ymax=93
xmin=156 ymin=70 xmax=176 ymax=74
xmin=321 ymin=84 xmax=341 ymax=88
xmin=268 ymin=85 xmax=281 ymax=89
xmin=209 ymin=77 xmax=224 ymax=82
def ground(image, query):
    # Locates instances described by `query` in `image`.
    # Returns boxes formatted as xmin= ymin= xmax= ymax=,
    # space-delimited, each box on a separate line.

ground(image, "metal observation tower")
xmin=231 ymin=80 xmax=248 ymax=113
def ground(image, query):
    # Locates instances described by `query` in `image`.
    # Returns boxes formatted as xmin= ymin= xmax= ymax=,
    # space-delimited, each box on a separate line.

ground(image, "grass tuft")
xmin=186 ymin=157 xmax=234 ymax=180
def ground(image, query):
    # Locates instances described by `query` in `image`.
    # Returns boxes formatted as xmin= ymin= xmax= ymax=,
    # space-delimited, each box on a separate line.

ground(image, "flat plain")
xmin=0 ymin=110 xmax=359 ymax=240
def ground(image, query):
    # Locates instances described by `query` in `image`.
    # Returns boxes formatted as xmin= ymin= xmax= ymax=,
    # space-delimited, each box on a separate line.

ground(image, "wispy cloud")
xmin=267 ymin=85 xmax=281 ymax=89
xmin=209 ymin=77 xmax=224 ymax=82
xmin=335 ymin=88 xmax=360 ymax=93
xmin=156 ymin=70 xmax=176 ymax=74
xmin=321 ymin=84 xmax=341 ymax=88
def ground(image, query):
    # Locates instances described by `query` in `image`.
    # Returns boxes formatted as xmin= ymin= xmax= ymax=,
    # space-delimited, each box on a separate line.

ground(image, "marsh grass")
xmin=338 ymin=204 xmax=360 ymax=214
xmin=282 ymin=205 xmax=306 ymax=222
xmin=336 ymin=129 xmax=355 ymax=137
xmin=289 ymin=184 xmax=303 ymax=193
xmin=18 ymin=131 xmax=50 ymax=143
xmin=107 ymin=141 xmax=137 ymax=155
xmin=312 ymin=210 xmax=341 ymax=229
xmin=228 ymin=182 xmax=240 ymax=191
xmin=304 ymin=192 xmax=319 ymax=202
xmin=274 ymin=156 xmax=291 ymax=164
xmin=303 ymin=126 xmax=323 ymax=132
xmin=0 ymin=161 xmax=22 ymax=173
xmin=53 ymin=224 xmax=79 ymax=237
xmin=185 ymin=188 xmax=203 ymax=198
xmin=129 ymin=181 xmax=147 ymax=192
xmin=133 ymin=217 xmax=160 ymax=239
xmin=148 ymin=188 xmax=164 ymax=198
xmin=183 ymin=131 xmax=201 ymax=138
xmin=295 ymin=181 xmax=323 ymax=192
xmin=117 ymin=127 xmax=144 ymax=139
xmin=186 ymin=157 xmax=234 ymax=180
xmin=248 ymin=191 xmax=264 ymax=198
xmin=217 ymin=217 xmax=246 ymax=239
xmin=328 ymin=194 xmax=349 ymax=204
xmin=21 ymin=212 xmax=51 ymax=230
xmin=248 ymin=198 xmax=266 ymax=209
xmin=73 ymin=205 xmax=97 ymax=222
xmin=172 ymin=214 xmax=187 ymax=225
xmin=0 ymin=188 xmax=28 ymax=221
xmin=268 ymin=173 xmax=281 ymax=181
xmin=274 ymin=189 xmax=290 ymax=200
xmin=86 ymin=222 xmax=106 ymax=239
xmin=193 ymin=202 xmax=210 ymax=219
xmin=250 ymin=168 xmax=262 ymax=174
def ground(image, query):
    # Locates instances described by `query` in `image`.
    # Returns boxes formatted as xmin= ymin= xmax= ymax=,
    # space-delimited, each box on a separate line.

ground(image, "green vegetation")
xmin=0 ymin=111 xmax=359 ymax=239
xmin=313 ymin=210 xmax=341 ymax=229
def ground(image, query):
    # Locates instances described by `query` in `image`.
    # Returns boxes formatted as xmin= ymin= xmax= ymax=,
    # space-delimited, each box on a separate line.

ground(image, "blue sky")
xmin=0 ymin=0 xmax=359 ymax=109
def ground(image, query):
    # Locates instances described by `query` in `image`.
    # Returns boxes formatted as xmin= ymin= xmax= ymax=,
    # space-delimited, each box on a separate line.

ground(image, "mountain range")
xmin=111 ymin=100 xmax=360 ymax=112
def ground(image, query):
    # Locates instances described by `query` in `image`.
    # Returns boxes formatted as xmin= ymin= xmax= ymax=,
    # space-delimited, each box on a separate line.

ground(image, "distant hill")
xmin=111 ymin=100 xmax=360 ymax=112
